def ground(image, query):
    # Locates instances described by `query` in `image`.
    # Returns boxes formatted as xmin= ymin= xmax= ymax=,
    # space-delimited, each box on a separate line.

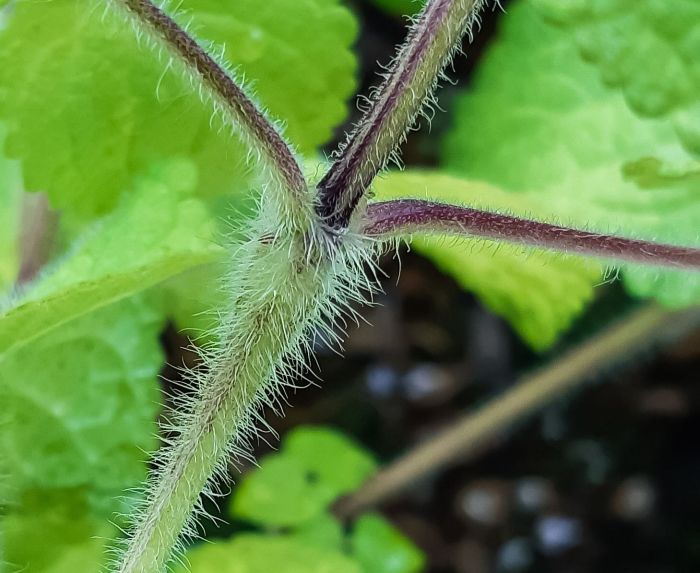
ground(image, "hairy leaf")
xmin=0 ymin=0 xmax=357 ymax=219
xmin=351 ymin=514 xmax=425 ymax=573
xmin=371 ymin=171 xmax=602 ymax=350
xmin=177 ymin=534 xmax=361 ymax=573
xmin=531 ymin=0 xmax=700 ymax=154
xmin=0 ymin=160 xmax=221 ymax=356
xmin=0 ymin=295 xmax=163 ymax=497
xmin=443 ymin=0 xmax=700 ymax=307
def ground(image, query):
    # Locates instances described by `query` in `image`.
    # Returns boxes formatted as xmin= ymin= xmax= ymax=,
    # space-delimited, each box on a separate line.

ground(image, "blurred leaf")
xmin=178 ymin=534 xmax=361 ymax=573
xmin=159 ymin=254 xmax=227 ymax=341
xmin=443 ymin=0 xmax=700 ymax=308
xmin=3 ymin=492 xmax=113 ymax=573
xmin=231 ymin=456 xmax=332 ymax=528
xmin=0 ymin=160 xmax=222 ymax=357
xmin=531 ymin=0 xmax=700 ymax=154
xmin=0 ymin=127 xmax=21 ymax=291
xmin=371 ymin=171 xmax=602 ymax=350
xmin=231 ymin=427 xmax=376 ymax=528
xmin=0 ymin=0 xmax=358 ymax=219
xmin=282 ymin=426 xmax=377 ymax=496
xmin=290 ymin=513 xmax=345 ymax=552
xmin=0 ymin=295 xmax=162 ymax=497
xmin=351 ymin=514 xmax=425 ymax=573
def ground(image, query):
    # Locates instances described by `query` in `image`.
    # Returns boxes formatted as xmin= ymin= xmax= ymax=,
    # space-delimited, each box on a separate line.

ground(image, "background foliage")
xmin=0 ymin=0 xmax=697 ymax=571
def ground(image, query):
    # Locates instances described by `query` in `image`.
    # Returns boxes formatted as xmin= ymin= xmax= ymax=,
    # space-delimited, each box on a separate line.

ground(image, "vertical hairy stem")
xmin=117 ymin=366 xmax=258 ymax=573
xmin=110 ymin=0 xmax=307 ymax=197
xmin=114 ymin=193 xmax=377 ymax=571
xmin=317 ymin=0 xmax=488 ymax=227
xmin=117 ymin=231 xmax=320 ymax=572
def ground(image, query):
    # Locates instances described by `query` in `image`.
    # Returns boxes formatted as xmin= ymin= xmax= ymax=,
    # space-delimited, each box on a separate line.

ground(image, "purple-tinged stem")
xmin=114 ymin=0 xmax=306 ymax=196
xmin=317 ymin=0 xmax=486 ymax=229
xmin=363 ymin=199 xmax=700 ymax=270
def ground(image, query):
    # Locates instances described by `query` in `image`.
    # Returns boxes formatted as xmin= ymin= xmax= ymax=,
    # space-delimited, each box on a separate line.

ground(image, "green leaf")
xmin=0 ymin=160 xmax=222 ymax=357
xmin=442 ymin=0 xmax=700 ymax=308
xmin=0 ymin=128 xmax=21 ymax=291
xmin=351 ymin=514 xmax=425 ymax=573
xmin=0 ymin=0 xmax=358 ymax=219
xmin=231 ymin=427 xmax=376 ymax=528
xmin=0 ymin=295 xmax=163 ymax=496
xmin=531 ymin=0 xmax=700 ymax=154
xmin=282 ymin=426 xmax=377 ymax=497
xmin=177 ymin=534 xmax=361 ymax=573
xmin=230 ymin=456 xmax=332 ymax=528
xmin=3 ymin=492 xmax=114 ymax=573
xmin=371 ymin=171 xmax=602 ymax=350
xmin=290 ymin=513 xmax=345 ymax=552
xmin=159 ymin=263 xmax=225 ymax=341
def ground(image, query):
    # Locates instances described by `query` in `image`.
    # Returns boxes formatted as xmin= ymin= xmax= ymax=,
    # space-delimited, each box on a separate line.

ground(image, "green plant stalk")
xmin=114 ymin=194 xmax=378 ymax=572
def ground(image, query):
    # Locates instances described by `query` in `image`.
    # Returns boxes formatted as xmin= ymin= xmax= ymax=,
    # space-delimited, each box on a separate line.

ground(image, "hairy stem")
xmin=363 ymin=199 xmax=700 ymax=270
xmin=114 ymin=197 xmax=376 ymax=571
xmin=317 ymin=0 xmax=488 ymax=228
xmin=110 ymin=0 xmax=306 ymax=197
xmin=117 ymin=365 xmax=258 ymax=573
xmin=335 ymin=304 xmax=700 ymax=517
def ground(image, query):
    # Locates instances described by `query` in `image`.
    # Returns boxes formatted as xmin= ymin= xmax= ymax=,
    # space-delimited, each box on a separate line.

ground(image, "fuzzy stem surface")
xmin=363 ymin=199 xmax=700 ymax=270
xmin=114 ymin=197 xmax=376 ymax=571
xmin=111 ymin=0 xmax=306 ymax=197
xmin=317 ymin=0 xmax=487 ymax=228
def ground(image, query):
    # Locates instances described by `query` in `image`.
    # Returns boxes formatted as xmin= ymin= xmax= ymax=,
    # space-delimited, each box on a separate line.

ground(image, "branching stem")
xmin=317 ymin=0 xmax=488 ymax=228
xmin=113 ymin=0 xmax=306 ymax=196
xmin=363 ymin=199 xmax=700 ymax=270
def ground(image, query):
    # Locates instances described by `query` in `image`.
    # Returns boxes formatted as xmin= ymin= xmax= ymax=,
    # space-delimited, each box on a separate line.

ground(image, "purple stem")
xmin=363 ymin=199 xmax=700 ymax=270
xmin=118 ymin=0 xmax=306 ymax=195
xmin=317 ymin=0 xmax=483 ymax=229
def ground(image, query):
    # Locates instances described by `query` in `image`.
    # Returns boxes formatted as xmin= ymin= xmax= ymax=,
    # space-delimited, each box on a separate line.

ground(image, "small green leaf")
xmin=282 ymin=426 xmax=377 ymax=497
xmin=371 ymin=171 xmax=602 ymax=350
xmin=443 ymin=0 xmax=699 ymax=309
xmin=178 ymin=534 xmax=361 ymax=573
xmin=351 ymin=514 xmax=425 ymax=573
xmin=0 ymin=0 xmax=358 ymax=219
xmin=0 ymin=295 xmax=163 ymax=497
xmin=231 ymin=456 xmax=332 ymax=528
xmin=0 ymin=160 xmax=221 ymax=357
xmin=531 ymin=0 xmax=700 ymax=154
xmin=231 ymin=427 xmax=377 ymax=528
